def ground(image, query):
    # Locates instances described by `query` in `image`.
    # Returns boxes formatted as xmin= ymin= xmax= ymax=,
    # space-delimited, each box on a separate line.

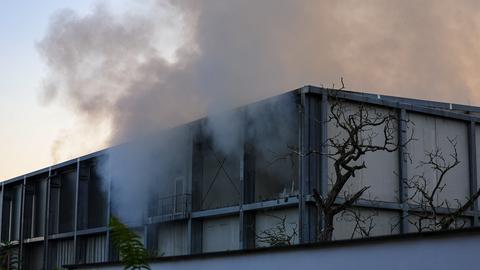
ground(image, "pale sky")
xmin=0 ymin=0 xmax=133 ymax=180
xmin=2 ymin=0 xmax=480 ymax=181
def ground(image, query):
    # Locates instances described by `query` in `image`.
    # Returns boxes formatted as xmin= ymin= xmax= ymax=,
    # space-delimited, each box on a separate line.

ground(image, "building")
xmin=2 ymin=86 xmax=480 ymax=269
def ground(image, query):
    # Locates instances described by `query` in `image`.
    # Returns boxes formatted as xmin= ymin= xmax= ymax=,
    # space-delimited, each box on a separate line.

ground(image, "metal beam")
xmin=398 ymin=109 xmax=409 ymax=233
xmin=308 ymin=87 xmax=480 ymax=123
xmin=76 ymin=227 xmax=108 ymax=236
xmin=18 ymin=177 xmax=26 ymax=269
xmin=188 ymin=219 xmax=203 ymax=254
xmin=43 ymin=167 xmax=52 ymax=270
xmin=299 ymin=86 xmax=319 ymax=243
xmin=105 ymin=159 xmax=112 ymax=261
xmin=191 ymin=206 xmax=240 ymax=219
xmin=73 ymin=158 xmax=80 ymax=263
xmin=189 ymin=128 xmax=204 ymax=253
xmin=0 ymin=183 xmax=4 ymax=242
xmin=240 ymin=114 xmax=256 ymax=250
xmin=319 ymin=92 xmax=329 ymax=238
xmin=468 ymin=122 xmax=479 ymax=226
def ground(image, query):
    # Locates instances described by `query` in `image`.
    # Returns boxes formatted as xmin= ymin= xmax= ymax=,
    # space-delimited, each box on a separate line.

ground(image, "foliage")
xmin=0 ymin=241 xmax=18 ymax=270
xmin=110 ymin=216 xmax=150 ymax=270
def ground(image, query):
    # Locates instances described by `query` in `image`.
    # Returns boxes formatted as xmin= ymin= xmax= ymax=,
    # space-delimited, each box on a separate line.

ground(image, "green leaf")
xmin=110 ymin=216 xmax=151 ymax=270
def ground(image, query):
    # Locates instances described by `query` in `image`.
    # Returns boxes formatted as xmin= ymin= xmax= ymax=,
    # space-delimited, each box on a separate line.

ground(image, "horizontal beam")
xmin=76 ymin=227 xmax=109 ymax=236
xmin=308 ymin=87 xmax=480 ymax=123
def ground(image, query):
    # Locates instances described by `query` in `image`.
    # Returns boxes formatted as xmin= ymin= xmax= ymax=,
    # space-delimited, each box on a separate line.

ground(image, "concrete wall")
xmin=74 ymin=231 xmax=480 ymax=270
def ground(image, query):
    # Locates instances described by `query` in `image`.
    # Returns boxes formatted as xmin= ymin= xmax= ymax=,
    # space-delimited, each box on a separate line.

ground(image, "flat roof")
xmin=4 ymin=85 xmax=480 ymax=185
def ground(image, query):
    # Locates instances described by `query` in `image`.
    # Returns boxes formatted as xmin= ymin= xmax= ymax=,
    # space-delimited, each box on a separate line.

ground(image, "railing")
xmin=147 ymin=194 xmax=191 ymax=219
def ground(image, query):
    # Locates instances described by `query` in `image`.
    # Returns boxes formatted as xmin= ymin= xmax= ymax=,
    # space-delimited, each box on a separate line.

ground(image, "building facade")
xmin=2 ymin=86 xmax=480 ymax=269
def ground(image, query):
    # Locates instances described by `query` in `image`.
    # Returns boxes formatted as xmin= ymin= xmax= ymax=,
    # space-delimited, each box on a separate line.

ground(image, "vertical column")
xmin=105 ymin=157 xmax=112 ymax=261
xmin=73 ymin=158 xmax=80 ymax=263
xmin=299 ymin=87 xmax=320 ymax=243
xmin=398 ymin=109 xmax=409 ymax=233
xmin=189 ymin=125 xmax=203 ymax=254
xmin=19 ymin=177 xmax=26 ymax=269
xmin=145 ymin=223 xmax=158 ymax=256
xmin=0 ymin=183 xmax=4 ymax=242
xmin=240 ymin=114 xmax=255 ymax=249
xmin=468 ymin=121 xmax=479 ymax=226
xmin=188 ymin=219 xmax=203 ymax=254
xmin=43 ymin=168 xmax=52 ymax=270
xmin=318 ymin=93 xmax=329 ymax=233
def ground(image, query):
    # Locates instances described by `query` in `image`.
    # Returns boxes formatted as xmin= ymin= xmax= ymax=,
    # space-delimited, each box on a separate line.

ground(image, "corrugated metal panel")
xmin=25 ymin=243 xmax=44 ymax=270
xmin=157 ymin=222 xmax=188 ymax=256
xmin=85 ymin=234 xmax=107 ymax=263
xmin=51 ymin=239 xmax=75 ymax=269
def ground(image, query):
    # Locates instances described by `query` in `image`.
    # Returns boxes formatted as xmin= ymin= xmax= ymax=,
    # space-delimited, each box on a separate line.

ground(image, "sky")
xmin=0 ymin=1 xmax=132 ymax=180
xmin=2 ymin=0 xmax=480 ymax=181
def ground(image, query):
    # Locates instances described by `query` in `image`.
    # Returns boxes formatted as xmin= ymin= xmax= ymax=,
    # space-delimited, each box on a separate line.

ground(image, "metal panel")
xmin=327 ymin=102 xmax=399 ymax=203
xmin=407 ymin=114 xmax=470 ymax=206
xmin=255 ymin=208 xmax=299 ymax=247
xmin=77 ymin=234 xmax=107 ymax=264
xmin=308 ymin=86 xmax=480 ymax=123
xmin=202 ymin=216 xmax=239 ymax=252
xmin=50 ymin=238 xmax=75 ymax=269
xmin=157 ymin=222 xmax=188 ymax=256
xmin=24 ymin=242 xmax=44 ymax=270
xmin=333 ymin=209 xmax=400 ymax=240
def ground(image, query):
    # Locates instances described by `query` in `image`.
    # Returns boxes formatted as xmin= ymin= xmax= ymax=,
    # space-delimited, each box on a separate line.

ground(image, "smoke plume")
xmin=39 ymin=0 xmax=480 ymax=146
xmin=38 ymin=0 xmax=480 ymax=221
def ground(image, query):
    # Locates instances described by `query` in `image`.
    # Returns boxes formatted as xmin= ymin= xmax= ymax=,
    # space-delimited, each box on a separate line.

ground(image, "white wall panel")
xmin=407 ymin=114 xmax=469 ymax=206
xmin=203 ymin=216 xmax=239 ymax=252
xmin=255 ymin=208 xmax=299 ymax=247
xmin=157 ymin=222 xmax=188 ymax=256
xmin=333 ymin=209 xmax=400 ymax=240
xmin=327 ymin=103 xmax=399 ymax=203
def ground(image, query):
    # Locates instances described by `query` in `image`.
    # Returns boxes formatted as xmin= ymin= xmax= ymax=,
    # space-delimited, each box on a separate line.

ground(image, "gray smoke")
xmin=38 ymin=0 xmax=480 ymax=143
xmin=38 ymin=0 xmax=480 ymax=222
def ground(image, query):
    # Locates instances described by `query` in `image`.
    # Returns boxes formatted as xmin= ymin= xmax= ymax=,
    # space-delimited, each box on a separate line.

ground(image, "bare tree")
xmin=336 ymin=208 xmax=378 ymax=239
xmin=256 ymin=214 xmax=298 ymax=247
xmin=312 ymin=98 xmax=413 ymax=241
xmin=407 ymin=137 xmax=480 ymax=232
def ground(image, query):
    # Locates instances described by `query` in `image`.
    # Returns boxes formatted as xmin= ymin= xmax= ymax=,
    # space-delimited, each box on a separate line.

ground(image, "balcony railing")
xmin=147 ymin=194 xmax=191 ymax=222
